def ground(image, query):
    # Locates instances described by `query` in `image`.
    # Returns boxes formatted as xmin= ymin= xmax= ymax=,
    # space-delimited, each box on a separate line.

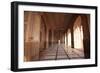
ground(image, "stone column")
xmin=81 ymin=15 xmax=90 ymax=58
xmin=51 ymin=30 xmax=54 ymax=47
xmin=71 ymin=27 xmax=74 ymax=48
xmin=46 ymin=29 xmax=49 ymax=49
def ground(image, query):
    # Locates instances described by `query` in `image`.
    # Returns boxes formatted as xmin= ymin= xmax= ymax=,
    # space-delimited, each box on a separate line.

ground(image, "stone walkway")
xmin=39 ymin=44 xmax=84 ymax=61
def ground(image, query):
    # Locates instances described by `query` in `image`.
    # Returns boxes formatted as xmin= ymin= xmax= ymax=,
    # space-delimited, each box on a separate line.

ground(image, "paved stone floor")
xmin=39 ymin=44 xmax=84 ymax=61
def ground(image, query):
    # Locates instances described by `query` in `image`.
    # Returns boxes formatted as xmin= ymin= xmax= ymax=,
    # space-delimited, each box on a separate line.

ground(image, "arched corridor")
xmin=24 ymin=11 xmax=90 ymax=62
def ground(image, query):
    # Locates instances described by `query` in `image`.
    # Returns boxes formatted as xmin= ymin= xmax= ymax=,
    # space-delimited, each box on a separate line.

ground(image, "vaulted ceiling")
xmin=41 ymin=12 xmax=75 ymax=31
